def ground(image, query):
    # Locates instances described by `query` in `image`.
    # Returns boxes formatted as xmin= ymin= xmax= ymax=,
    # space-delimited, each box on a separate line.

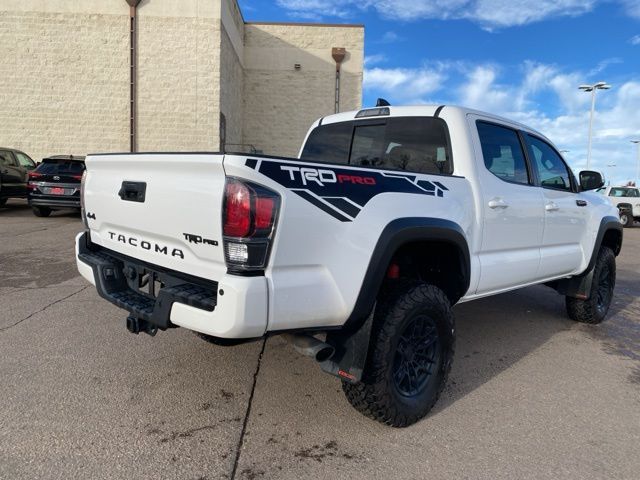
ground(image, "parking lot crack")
xmin=0 ymin=285 xmax=89 ymax=333
xmin=230 ymin=338 xmax=267 ymax=480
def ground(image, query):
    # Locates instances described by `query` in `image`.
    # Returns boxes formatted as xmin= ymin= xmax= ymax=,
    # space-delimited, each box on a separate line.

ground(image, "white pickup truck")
xmin=76 ymin=105 xmax=622 ymax=427
xmin=597 ymin=185 xmax=640 ymax=227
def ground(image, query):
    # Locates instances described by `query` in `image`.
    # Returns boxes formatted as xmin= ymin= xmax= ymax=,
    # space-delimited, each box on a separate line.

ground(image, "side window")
xmin=15 ymin=152 xmax=36 ymax=169
xmin=0 ymin=151 xmax=17 ymax=167
xmin=526 ymin=135 xmax=573 ymax=192
xmin=477 ymin=122 xmax=530 ymax=185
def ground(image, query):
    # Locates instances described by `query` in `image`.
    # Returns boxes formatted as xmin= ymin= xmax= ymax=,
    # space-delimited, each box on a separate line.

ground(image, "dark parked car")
xmin=0 ymin=148 xmax=37 ymax=206
xmin=28 ymin=155 xmax=86 ymax=217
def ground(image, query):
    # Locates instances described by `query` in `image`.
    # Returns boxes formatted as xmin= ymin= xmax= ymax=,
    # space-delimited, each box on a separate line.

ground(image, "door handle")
xmin=545 ymin=202 xmax=560 ymax=212
xmin=488 ymin=198 xmax=509 ymax=209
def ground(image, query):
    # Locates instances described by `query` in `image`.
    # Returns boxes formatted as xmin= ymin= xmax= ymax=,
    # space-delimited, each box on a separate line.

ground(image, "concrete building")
xmin=0 ymin=0 xmax=364 ymax=161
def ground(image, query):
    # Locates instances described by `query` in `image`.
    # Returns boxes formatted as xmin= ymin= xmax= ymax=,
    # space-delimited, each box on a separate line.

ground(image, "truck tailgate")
xmin=83 ymin=153 xmax=227 ymax=281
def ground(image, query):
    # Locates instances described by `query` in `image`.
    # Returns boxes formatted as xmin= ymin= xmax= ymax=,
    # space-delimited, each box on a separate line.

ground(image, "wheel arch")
xmin=343 ymin=217 xmax=470 ymax=331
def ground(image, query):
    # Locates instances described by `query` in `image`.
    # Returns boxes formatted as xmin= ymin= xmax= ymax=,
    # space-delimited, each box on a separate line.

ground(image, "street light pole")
xmin=632 ymin=140 xmax=640 ymax=186
xmin=579 ymin=82 xmax=611 ymax=170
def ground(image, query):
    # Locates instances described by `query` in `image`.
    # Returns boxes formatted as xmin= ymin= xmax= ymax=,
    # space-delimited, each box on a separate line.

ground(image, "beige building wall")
xmin=219 ymin=0 xmax=245 ymax=151
xmin=243 ymin=23 xmax=364 ymax=157
xmin=137 ymin=1 xmax=221 ymax=152
xmin=0 ymin=1 xmax=130 ymax=162
xmin=0 ymin=0 xmax=363 ymax=162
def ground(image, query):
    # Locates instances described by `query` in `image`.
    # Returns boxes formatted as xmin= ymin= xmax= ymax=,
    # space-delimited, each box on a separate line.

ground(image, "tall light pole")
xmin=606 ymin=163 xmax=616 ymax=186
xmin=632 ymin=140 xmax=640 ymax=186
xmin=579 ymin=81 xmax=611 ymax=169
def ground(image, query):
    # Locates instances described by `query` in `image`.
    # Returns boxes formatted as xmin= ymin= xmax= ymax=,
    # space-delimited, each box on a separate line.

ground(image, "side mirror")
xmin=579 ymin=170 xmax=604 ymax=191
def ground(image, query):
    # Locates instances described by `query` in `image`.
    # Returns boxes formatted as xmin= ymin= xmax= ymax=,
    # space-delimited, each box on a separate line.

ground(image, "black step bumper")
xmin=76 ymin=232 xmax=217 ymax=330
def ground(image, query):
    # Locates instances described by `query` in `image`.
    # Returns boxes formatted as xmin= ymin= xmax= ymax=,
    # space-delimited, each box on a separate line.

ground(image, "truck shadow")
xmin=433 ymin=281 xmax=637 ymax=413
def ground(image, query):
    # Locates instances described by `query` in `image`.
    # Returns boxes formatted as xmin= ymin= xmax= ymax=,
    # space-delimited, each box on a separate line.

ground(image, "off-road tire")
xmin=194 ymin=332 xmax=253 ymax=347
xmin=342 ymin=282 xmax=455 ymax=428
xmin=32 ymin=206 xmax=52 ymax=217
xmin=566 ymin=246 xmax=616 ymax=324
xmin=620 ymin=212 xmax=632 ymax=228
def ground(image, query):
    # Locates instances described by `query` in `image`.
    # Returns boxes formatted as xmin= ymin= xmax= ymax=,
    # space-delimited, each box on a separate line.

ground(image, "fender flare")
xmin=343 ymin=217 xmax=470 ymax=331
xmin=323 ymin=217 xmax=470 ymax=383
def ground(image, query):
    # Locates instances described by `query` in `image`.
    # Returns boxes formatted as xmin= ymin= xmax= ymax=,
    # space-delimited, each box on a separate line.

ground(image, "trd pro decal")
xmin=245 ymin=159 xmax=448 ymax=222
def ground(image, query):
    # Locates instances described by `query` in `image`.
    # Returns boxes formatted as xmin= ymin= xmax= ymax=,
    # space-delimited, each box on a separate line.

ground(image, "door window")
xmin=15 ymin=152 xmax=36 ymax=169
xmin=476 ymin=122 xmax=530 ymax=185
xmin=0 ymin=151 xmax=17 ymax=167
xmin=526 ymin=136 xmax=573 ymax=192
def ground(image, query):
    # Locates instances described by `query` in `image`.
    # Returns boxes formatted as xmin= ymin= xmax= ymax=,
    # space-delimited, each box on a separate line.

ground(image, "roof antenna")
xmin=376 ymin=98 xmax=391 ymax=107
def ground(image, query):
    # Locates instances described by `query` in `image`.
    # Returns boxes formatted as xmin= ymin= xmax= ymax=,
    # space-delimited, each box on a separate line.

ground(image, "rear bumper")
xmin=30 ymin=196 xmax=80 ymax=208
xmin=75 ymin=232 xmax=268 ymax=339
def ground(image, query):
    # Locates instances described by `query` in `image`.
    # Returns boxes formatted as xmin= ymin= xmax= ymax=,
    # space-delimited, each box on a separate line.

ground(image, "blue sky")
xmin=239 ymin=1 xmax=640 ymax=185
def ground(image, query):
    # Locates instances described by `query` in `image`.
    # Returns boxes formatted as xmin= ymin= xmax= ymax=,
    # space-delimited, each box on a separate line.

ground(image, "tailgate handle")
xmin=118 ymin=181 xmax=146 ymax=203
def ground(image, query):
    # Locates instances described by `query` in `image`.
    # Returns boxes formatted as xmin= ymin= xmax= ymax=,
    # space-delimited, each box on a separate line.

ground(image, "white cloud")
xmin=630 ymin=35 xmax=640 ymax=45
xmin=363 ymin=61 xmax=640 ymax=184
xmin=621 ymin=0 xmax=640 ymax=18
xmin=277 ymin=0 xmax=610 ymax=28
xmin=275 ymin=0 xmax=352 ymax=19
xmin=377 ymin=31 xmax=404 ymax=43
xmin=364 ymin=54 xmax=387 ymax=66
xmin=364 ymin=67 xmax=446 ymax=103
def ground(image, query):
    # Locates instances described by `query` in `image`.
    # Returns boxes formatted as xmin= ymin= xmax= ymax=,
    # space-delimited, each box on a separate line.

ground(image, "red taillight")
xmin=223 ymin=180 xmax=251 ymax=237
xmin=222 ymin=178 xmax=280 ymax=271
xmin=255 ymin=197 xmax=275 ymax=230
xmin=28 ymin=172 xmax=42 ymax=190
xmin=72 ymin=174 xmax=83 ymax=181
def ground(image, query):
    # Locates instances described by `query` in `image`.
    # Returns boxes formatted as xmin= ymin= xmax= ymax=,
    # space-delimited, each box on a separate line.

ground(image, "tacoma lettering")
xmin=108 ymin=231 xmax=184 ymax=259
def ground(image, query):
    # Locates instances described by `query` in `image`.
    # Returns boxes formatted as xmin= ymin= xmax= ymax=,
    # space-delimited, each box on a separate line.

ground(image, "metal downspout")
xmin=126 ymin=1 xmax=142 ymax=152
xmin=332 ymin=48 xmax=346 ymax=114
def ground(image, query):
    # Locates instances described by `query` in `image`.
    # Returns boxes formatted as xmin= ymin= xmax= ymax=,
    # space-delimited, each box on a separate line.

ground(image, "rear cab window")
xmin=300 ymin=117 xmax=453 ymax=175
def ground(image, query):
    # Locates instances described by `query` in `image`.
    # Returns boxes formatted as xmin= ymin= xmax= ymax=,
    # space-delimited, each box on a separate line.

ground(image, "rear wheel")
xmin=566 ymin=246 xmax=616 ymax=324
xmin=32 ymin=206 xmax=52 ymax=217
xmin=342 ymin=282 xmax=455 ymax=427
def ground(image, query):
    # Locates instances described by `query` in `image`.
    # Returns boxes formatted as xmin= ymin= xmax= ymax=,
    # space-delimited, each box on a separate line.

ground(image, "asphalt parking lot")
xmin=1 ymin=199 xmax=639 ymax=480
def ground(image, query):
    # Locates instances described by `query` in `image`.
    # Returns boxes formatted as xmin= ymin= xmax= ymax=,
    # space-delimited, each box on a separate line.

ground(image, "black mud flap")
xmin=548 ymin=268 xmax=595 ymax=300
xmin=320 ymin=308 xmax=376 ymax=384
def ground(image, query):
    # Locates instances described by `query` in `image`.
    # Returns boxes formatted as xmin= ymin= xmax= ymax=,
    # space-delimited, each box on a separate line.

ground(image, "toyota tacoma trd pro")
xmin=76 ymin=105 xmax=622 ymax=427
